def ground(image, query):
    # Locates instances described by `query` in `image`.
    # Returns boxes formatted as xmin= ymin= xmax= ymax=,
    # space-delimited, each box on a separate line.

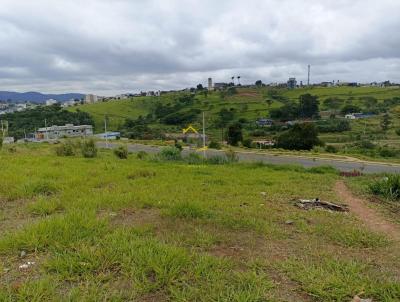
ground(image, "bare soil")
xmin=335 ymin=180 xmax=400 ymax=241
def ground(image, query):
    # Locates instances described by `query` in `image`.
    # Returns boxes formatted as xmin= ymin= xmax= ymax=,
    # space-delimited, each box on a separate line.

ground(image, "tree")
xmin=196 ymin=84 xmax=204 ymax=91
xmin=341 ymin=104 xmax=362 ymax=115
xmin=276 ymin=123 xmax=321 ymax=150
xmin=298 ymin=94 xmax=319 ymax=118
xmin=227 ymin=123 xmax=243 ymax=146
xmin=360 ymin=96 xmax=377 ymax=110
xmin=381 ymin=113 xmax=391 ymax=132
xmin=269 ymin=101 xmax=299 ymax=121
xmin=202 ymin=89 xmax=208 ymax=98
xmin=255 ymin=80 xmax=263 ymax=87
xmin=323 ymin=97 xmax=342 ymax=112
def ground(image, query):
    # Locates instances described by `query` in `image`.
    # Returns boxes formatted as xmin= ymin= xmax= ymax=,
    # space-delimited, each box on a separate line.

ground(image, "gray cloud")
xmin=0 ymin=0 xmax=399 ymax=95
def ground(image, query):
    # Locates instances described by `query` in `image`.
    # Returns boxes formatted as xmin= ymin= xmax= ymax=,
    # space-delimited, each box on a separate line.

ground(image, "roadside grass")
xmin=0 ymin=144 xmax=399 ymax=301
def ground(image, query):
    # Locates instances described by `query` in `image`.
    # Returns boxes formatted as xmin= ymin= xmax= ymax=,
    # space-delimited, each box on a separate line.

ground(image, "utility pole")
xmin=307 ymin=65 xmax=311 ymax=86
xmin=44 ymin=119 xmax=48 ymax=140
xmin=104 ymin=115 xmax=108 ymax=148
xmin=202 ymin=111 xmax=206 ymax=158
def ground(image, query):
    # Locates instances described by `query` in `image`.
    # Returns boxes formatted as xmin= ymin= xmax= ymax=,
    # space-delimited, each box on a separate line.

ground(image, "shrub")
xmin=136 ymin=151 xmax=148 ymax=160
xmin=7 ymin=145 xmax=17 ymax=153
xmin=81 ymin=139 xmax=97 ymax=158
xmin=276 ymin=123 xmax=321 ymax=150
xmin=206 ymin=155 xmax=229 ymax=165
xmin=55 ymin=140 xmax=76 ymax=156
xmin=159 ymin=146 xmax=182 ymax=161
xmin=185 ymin=152 xmax=204 ymax=164
xmin=225 ymin=149 xmax=239 ymax=163
xmin=378 ymin=147 xmax=398 ymax=158
xmin=396 ymin=129 xmax=400 ymax=136
xmin=208 ymin=141 xmax=221 ymax=149
xmin=242 ymin=138 xmax=253 ymax=148
xmin=325 ymin=145 xmax=338 ymax=153
xmin=369 ymin=174 xmax=400 ymax=200
xmin=113 ymin=145 xmax=128 ymax=159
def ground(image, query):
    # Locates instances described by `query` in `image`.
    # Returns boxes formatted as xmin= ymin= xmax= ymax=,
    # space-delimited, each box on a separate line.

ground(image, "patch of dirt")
xmin=334 ymin=181 xmax=400 ymax=241
xmin=103 ymin=208 xmax=162 ymax=228
xmin=0 ymin=199 xmax=37 ymax=233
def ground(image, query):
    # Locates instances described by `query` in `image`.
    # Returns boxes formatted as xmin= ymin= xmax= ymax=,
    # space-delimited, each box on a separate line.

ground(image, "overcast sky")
xmin=0 ymin=0 xmax=399 ymax=95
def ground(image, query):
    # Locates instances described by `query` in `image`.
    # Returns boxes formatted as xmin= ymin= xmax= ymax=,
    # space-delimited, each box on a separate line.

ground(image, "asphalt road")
xmin=97 ymin=142 xmax=400 ymax=174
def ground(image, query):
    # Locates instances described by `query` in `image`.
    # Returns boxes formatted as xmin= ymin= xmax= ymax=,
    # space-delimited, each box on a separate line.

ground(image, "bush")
xmin=208 ymin=141 xmax=221 ymax=149
xmin=369 ymin=174 xmax=400 ymax=200
xmin=159 ymin=146 xmax=182 ymax=161
xmin=185 ymin=152 xmax=204 ymax=165
xmin=225 ymin=149 xmax=239 ymax=163
xmin=7 ymin=145 xmax=17 ymax=153
xmin=81 ymin=139 xmax=97 ymax=158
xmin=395 ymin=129 xmax=400 ymax=136
xmin=136 ymin=151 xmax=148 ymax=160
xmin=378 ymin=147 xmax=398 ymax=158
xmin=325 ymin=145 xmax=338 ymax=153
xmin=55 ymin=140 xmax=76 ymax=156
xmin=242 ymin=139 xmax=253 ymax=148
xmin=114 ymin=145 xmax=128 ymax=159
xmin=276 ymin=123 xmax=321 ymax=150
xmin=206 ymin=155 xmax=229 ymax=165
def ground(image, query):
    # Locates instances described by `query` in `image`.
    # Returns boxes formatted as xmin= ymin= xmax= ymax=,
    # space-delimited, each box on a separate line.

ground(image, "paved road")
xmin=98 ymin=142 xmax=400 ymax=174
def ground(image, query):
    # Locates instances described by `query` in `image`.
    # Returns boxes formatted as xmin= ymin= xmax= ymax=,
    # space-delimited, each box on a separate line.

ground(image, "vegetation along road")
xmin=98 ymin=142 xmax=400 ymax=174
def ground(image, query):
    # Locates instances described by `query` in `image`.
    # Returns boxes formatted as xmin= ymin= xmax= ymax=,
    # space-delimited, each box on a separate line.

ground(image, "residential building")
xmin=45 ymin=99 xmax=58 ymax=106
xmin=84 ymin=94 xmax=98 ymax=104
xmin=95 ymin=132 xmax=121 ymax=140
xmin=256 ymin=118 xmax=273 ymax=127
xmin=287 ymin=78 xmax=297 ymax=89
xmin=35 ymin=124 xmax=93 ymax=140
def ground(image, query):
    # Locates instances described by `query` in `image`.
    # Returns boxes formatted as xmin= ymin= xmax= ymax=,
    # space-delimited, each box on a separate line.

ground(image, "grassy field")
xmin=0 ymin=144 xmax=399 ymax=301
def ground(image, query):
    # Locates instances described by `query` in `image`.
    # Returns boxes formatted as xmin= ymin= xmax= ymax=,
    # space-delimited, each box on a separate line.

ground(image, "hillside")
xmin=69 ymin=86 xmax=400 ymax=131
xmin=0 ymin=144 xmax=399 ymax=301
xmin=0 ymin=91 xmax=84 ymax=103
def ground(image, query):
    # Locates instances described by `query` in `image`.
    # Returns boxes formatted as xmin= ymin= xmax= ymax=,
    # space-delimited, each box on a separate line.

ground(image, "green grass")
xmin=0 ymin=144 xmax=399 ymax=301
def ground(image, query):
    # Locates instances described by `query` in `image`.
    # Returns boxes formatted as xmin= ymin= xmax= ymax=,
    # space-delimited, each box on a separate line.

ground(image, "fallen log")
xmin=295 ymin=198 xmax=349 ymax=212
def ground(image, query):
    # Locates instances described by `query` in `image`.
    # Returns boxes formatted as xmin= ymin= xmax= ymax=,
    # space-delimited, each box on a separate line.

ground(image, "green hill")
xmin=68 ymin=85 xmax=400 ymax=134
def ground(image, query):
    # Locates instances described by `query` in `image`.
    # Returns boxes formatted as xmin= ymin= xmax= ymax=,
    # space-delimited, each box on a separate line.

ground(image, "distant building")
xmin=208 ymin=78 xmax=213 ymax=90
xmin=84 ymin=94 xmax=98 ymax=104
xmin=95 ymin=132 xmax=120 ymax=140
xmin=2 ymin=137 xmax=14 ymax=144
xmin=256 ymin=118 xmax=273 ymax=127
xmin=45 ymin=99 xmax=58 ymax=106
xmin=287 ymin=78 xmax=297 ymax=89
xmin=214 ymin=82 xmax=228 ymax=90
xmin=35 ymin=124 xmax=93 ymax=140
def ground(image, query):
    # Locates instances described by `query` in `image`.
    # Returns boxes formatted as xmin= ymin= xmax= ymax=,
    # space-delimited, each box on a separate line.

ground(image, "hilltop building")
xmin=84 ymin=94 xmax=98 ymax=104
xmin=208 ymin=78 xmax=213 ymax=90
xmin=35 ymin=124 xmax=93 ymax=140
xmin=45 ymin=99 xmax=58 ymax=106
xmin=287 ymin=78 xmax=297 ymax=89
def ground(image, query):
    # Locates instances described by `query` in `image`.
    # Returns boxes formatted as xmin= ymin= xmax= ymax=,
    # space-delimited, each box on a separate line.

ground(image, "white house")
xmin=45 ymin=99 xmax=58 ymax=106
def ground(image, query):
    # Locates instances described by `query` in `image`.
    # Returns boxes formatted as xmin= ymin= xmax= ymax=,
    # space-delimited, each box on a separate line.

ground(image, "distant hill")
xmin=0 ymin=91 xmax=85 ymax=103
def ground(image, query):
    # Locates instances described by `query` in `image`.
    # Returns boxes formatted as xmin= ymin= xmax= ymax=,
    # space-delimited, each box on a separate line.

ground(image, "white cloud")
xmin=0 ymin=0 xmax=399 ymax=95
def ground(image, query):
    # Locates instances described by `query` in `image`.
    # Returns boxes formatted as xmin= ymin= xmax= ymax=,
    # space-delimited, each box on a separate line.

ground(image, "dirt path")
xmin=335 ymin=181 xmax=400 ymax=241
